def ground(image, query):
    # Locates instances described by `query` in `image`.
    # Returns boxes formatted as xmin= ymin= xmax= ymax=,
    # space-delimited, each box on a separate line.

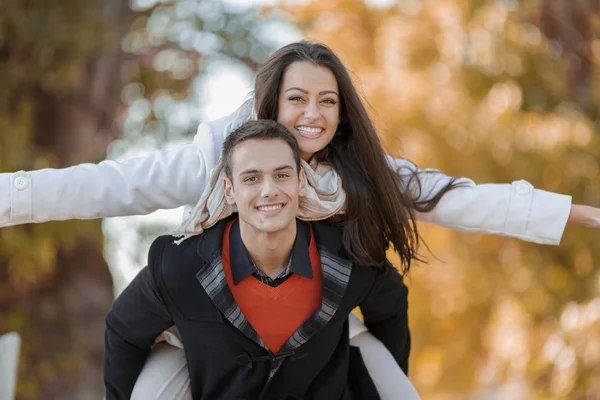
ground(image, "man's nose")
xmin=261 ymin=177 xmax=278 ymax=197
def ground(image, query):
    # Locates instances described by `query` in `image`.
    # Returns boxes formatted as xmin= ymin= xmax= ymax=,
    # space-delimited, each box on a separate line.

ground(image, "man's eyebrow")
xmin=238 ymin=165 xmax=294 ymax=175
xmin=274 ymin=165 xmax=295 ymax=172
xmin=239 ymin=168 xmax=260 ymax=176
xmin=284 ymin=87 xmax=339 ymax=97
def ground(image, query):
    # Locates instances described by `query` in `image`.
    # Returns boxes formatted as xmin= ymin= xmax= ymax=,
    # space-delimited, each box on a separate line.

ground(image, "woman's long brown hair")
xmin=254 ymin=41 xmax=464 ymax=274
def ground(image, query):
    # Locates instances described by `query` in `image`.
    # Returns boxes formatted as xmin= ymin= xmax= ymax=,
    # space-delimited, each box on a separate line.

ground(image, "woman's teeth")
xmin=296 ymin=127 xmax=322 ymax=137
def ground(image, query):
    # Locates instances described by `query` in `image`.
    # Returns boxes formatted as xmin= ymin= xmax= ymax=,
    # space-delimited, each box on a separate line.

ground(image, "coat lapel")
xmin=279 ymin=246 xmax=353 ymax=352
xmin=195 ymin=251 xmax=268 ymax=351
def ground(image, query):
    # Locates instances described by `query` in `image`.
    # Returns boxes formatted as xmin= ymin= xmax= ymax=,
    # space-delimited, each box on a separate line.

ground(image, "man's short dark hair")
xmin=222 ymin=120 xmax=301 ymax=181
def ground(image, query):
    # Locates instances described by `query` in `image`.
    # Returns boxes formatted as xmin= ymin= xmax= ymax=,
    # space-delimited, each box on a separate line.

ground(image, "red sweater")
xmin=222 ymin=220 xmax=322 ymax=353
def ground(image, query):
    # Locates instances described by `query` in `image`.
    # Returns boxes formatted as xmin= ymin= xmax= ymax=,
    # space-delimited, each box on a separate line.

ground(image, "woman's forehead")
xmin=280 ymin=62 xmax=339 ymax=92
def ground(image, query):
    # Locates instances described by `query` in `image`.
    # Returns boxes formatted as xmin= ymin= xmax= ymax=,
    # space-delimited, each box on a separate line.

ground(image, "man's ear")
xmin=298 ymin=168 xmax=307 ymax=197
xmin=224 ymin=177 xmax=236 ymax=205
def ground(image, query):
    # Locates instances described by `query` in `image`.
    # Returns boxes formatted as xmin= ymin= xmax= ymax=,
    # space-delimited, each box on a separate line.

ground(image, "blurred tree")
xmin=0 ymin=0 xmax=282 ymax=398
xmin=0 ymin=1 xmax=133 ymax=398
xmin=276 ymin=0 xmax=600 ymax=398
xmin=536 ymin=0 xmax=600 ymax=111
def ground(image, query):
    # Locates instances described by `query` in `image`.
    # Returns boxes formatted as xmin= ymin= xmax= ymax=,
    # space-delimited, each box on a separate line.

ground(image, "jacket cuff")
xmin=505 ymin=180 xmax=571 ymax=245
xmin=8 ymin=171 xmax=33 ymax=225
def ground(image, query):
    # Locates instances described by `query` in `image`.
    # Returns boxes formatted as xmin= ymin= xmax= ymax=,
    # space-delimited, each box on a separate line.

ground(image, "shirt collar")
xmin=229 ymin=219 xmax=312 ymax=285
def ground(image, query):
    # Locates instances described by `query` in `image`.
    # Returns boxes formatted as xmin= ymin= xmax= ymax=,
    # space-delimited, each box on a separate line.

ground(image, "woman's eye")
xmin=323 ymin=98 xmax=337 ymax=105
xmin=288 ymin=96 xmax=303 ymax=101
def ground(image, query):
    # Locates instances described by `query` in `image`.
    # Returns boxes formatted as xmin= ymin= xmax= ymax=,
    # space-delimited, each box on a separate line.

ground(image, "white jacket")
xmin=0 ymin=111 xmax=572 ymax=245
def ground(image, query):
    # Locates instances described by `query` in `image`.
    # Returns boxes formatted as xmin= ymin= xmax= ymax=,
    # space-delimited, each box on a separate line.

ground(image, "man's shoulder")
xmin=149 ymin=221 xmax=228 ymax=270
xmin=148 ymin=235 xmax=200 ymax=273
xmin=309 ymin=220 xmax=381 ymax=271
xmin=347 ymin=263 xmax=387 ymax=294
xmin=150 ymin=233 xmax=198 ymax=254
xmin=309 ymin=220 xmax=343 ymax=256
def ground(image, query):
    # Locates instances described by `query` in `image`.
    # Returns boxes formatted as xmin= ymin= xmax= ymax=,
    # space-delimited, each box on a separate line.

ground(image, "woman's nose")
xmin=303 ymin=101 xmax=320 ymax=119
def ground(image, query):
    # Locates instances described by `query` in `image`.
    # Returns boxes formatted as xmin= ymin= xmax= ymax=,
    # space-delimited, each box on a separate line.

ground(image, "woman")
xmin=2 ymin=41 xmax=597 ymax=398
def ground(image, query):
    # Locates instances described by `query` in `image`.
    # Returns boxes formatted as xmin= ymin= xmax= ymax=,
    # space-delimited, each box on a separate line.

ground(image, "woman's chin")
xmin=299 ymin=143 xmax=327 ymax=159
xmin=297 ymin=133 xmax=335 ymax=157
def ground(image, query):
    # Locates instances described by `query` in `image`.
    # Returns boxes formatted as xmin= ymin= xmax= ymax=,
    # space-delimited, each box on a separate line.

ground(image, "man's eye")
xmin=244 ymin=177 xmax=258 ymax=182
xmin=276 ymin=174 xmax=290 ymax=179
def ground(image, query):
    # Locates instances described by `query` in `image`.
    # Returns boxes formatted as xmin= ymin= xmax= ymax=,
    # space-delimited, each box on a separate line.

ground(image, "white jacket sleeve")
xmin=0 ymin=109 xmax=242 ymax=227
xmin=0 ymin=144 xmax=208 ymax=226
xmin=388 ymin=157 xmax=572 ymax=245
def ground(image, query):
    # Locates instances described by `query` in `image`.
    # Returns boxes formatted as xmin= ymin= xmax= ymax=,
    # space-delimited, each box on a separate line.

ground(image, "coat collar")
xmin=194 ymin=217 xmax=352 ymax=354
xmin=228 ymin=219 xmax=313 ymax=285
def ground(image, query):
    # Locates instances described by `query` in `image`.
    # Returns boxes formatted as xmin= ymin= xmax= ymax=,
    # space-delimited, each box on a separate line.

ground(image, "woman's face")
xmin=276 ymin=62 xmax=341 ymax=161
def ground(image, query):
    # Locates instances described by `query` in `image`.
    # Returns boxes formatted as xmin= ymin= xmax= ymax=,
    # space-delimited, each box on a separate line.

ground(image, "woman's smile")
xmin=295 ymin=125 xmax=324 ymax=139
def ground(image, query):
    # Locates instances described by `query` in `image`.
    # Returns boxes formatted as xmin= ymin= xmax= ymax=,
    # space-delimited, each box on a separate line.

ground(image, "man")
xmin=103 ymin=120 xmax=409 ymax=399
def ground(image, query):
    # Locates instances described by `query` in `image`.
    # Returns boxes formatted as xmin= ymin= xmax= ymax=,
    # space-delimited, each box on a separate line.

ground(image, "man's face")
xmin=224 ymin=138 xmax=305 ymax=234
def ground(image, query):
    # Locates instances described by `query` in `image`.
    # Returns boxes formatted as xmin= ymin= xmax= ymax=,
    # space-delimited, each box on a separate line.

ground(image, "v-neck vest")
xmin=221 ymin=220 xmax=322 ymax=353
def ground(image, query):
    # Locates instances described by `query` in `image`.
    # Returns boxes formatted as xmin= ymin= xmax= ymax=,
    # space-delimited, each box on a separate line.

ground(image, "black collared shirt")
xmin=229 ymin=220 xmax=312 ymax=287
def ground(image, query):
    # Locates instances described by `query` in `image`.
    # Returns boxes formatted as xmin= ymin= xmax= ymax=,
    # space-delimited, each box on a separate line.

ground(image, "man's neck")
xmin=239 ymin=220 xmax=297 ymax=279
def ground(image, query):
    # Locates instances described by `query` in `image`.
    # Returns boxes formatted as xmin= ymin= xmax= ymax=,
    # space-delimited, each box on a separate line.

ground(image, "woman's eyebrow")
xmin=320 ymin=90 xmax=339 ymax=97
xmin=284 ymin=87 xmax=339 ymax=97
xmin=284 ymin=87 xmax=308 ymax=93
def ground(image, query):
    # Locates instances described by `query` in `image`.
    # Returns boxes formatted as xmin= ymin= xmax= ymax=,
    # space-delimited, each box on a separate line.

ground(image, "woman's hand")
xmin=568 ymin=204 xmax=600 ymax=228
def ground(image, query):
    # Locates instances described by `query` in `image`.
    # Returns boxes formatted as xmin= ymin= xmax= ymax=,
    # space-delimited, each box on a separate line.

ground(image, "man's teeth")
xmin=297 ymin=127 xmax=322 ymax=135
xmin=258 ymin=205 xmax=283 ymax=211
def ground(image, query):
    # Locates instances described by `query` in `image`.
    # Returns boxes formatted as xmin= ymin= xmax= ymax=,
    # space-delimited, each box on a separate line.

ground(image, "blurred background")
xmin=1 ymin=0 xmax=600 ymax=398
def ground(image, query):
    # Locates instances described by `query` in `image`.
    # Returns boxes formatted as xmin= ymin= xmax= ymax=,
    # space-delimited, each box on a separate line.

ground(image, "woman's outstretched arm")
xmin=388 ymin=156 xmax=575 ymax=245
xmin=0 ymin=113 xmax=237 ymax=227
xmin=0 ymin=144 xmax=208 ymax=227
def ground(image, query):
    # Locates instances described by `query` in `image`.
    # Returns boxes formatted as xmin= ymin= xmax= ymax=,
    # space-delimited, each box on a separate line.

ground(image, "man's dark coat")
xmin=104 ymin=218 xmax=410 ymax=400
